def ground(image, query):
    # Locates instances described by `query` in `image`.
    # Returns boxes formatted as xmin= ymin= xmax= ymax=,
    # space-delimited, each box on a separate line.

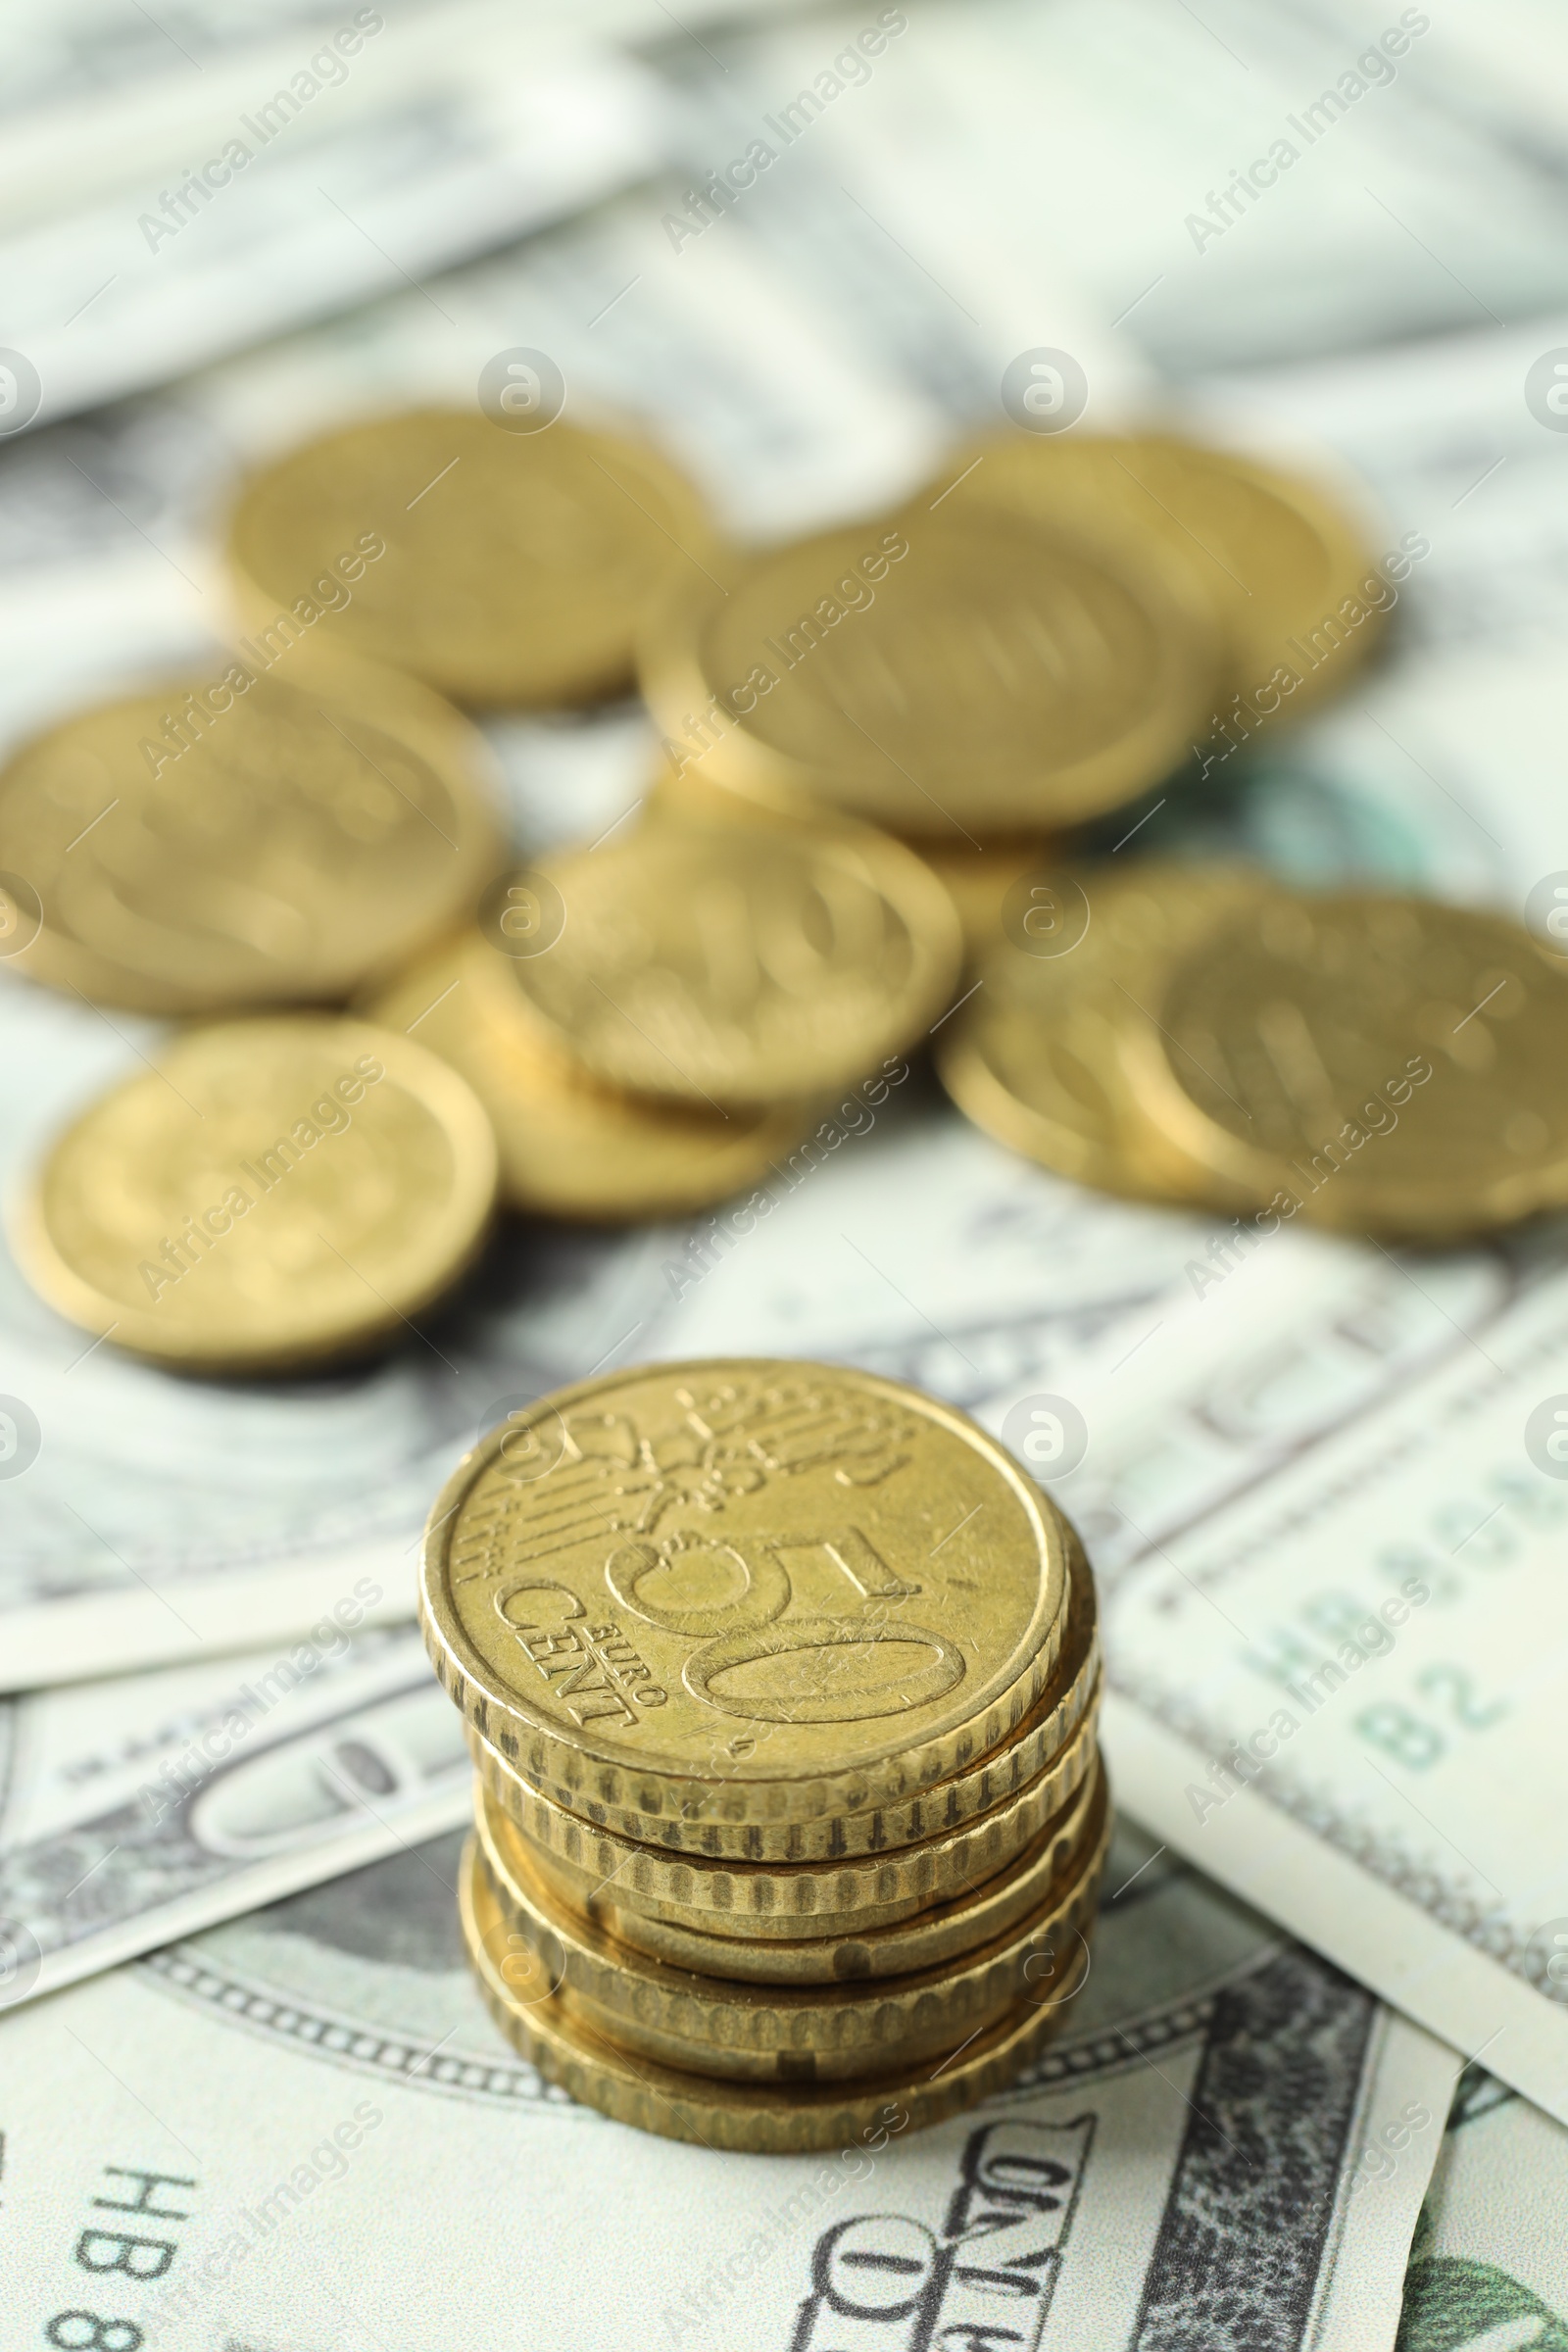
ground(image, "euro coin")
xmin=939 ymin=863 xmax=1272 ymax=1201
xmin=472 ymin=1704 xmax=1100 ymax=1940
xmin=0 ymin=665 xmax=503 ymax=1012
xmin=469 ymin=809 xmax=961 ymax=1108
xmin=524 ymin=1748 xmax=1107 ymax=1984
xmin=225 ymin=410 xmax=717 ymax=708
xmin=463 ymin=1835 xmax=1091 ymax=2151
xmin=499 ymin=1532 xmax=1099 ymax=1860
xmin=639 ymin=507 xmax=1218 ymax=836
xmin=11 ymin=1015 xmax=498 ymax=1371
xmin=939 ymin=430 xmax=1388 ymax=721
xmin=474 ymin=1773 xmax=1107 ymax=2082
xmin=1127 ymin=891 xmax=1568 ymax=1237
xmin=366 ymin=933 xmax=815 ymax=1222
xmin=419 ymin=1359 xmax=1071 ymax=1829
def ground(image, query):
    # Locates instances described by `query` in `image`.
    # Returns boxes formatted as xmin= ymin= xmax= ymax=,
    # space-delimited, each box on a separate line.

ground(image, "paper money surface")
xmin=0 ymin=1814 xmax=1456 ymax=2351
xmin=0 ymin=1625 xmax=471 ymax=2010
xmin=1400 ymin=2067 xmax=1568 ymax=2345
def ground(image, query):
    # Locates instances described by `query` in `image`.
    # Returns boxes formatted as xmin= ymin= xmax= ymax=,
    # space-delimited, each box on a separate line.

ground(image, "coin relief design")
xmin=12 ymin=1016 xmax=498 ymax=1369
xmin=478 ymin=815 xmax=961 ymax=1106
xmin=0 ymin=667 xmax=502 ymax=1011
xmin=227 ymin=411 xmax=718 ymax=707
xmin=497 ymin=1534 xmax=1099 ymax=1859
xmin=419 ymin=1362 xmax=1069 ymax=1822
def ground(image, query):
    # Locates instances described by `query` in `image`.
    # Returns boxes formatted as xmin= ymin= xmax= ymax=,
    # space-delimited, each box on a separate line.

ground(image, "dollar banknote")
xmin=1399 ymin=2066 xmax=1568 ymax=2347
xmin=0 ymin=1811 xmax=1456 ymax=2351
xmin=0 ymin=1622 xmax=469 ymax=2009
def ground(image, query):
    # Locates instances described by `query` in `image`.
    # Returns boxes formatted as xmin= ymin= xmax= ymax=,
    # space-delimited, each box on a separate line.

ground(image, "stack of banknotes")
xmin=3 ymin=1 xmax=1568 ymax=2345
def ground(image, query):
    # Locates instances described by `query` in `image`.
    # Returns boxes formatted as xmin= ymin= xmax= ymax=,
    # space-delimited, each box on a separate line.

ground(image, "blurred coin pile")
xmin=2 ymin=397 xmax=1558 ymax=1366
xmin=419 ymin=1361 xmax=1106 ymax=2150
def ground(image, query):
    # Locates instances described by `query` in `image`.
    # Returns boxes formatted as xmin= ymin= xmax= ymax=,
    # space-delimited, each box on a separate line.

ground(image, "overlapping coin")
xmin=640 ymin=506 xmax=1219 ymax=838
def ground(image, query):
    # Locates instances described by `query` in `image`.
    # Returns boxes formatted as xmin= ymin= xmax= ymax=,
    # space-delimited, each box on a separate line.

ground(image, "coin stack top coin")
xmin=420 ymin=1358 xmax=1108 ymax=2150
xmin=419 ymin=1358 xmax=1070 ymax=1825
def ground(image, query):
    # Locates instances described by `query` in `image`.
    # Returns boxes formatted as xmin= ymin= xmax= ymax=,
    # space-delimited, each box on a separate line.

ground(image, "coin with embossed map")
xmin=474 ymin=808 xmax=961 ymax=1107
xmin=418 ymin=1359 xmax=1072 ymax=1830
xmin=0 ymin=664 xmax=503 ymax=1012
xmin=11 ymin=1015 xmax=498 ymax=1370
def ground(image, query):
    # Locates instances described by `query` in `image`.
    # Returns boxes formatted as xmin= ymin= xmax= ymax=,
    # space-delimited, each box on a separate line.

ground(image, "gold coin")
xmin=0 ymin=665 xmax=503 ymax=1013
xmin=1128 ymin=891 xmax=1568 ymax=1238
xmin=941 ymin=430 xmax=1388 ymax=721
xmin=470 ymin=808 xmax=961 ymax=1108
xmin=473 ymin=1705 xmax=1099 ymax=1941
xmin=474 ymin=1774 xmax=1106 ymax=2082
xmin=11 ymin=1015 xmax=498 ymax=1370
xmin=499 ymin=1531 xmax=1099 ymax=1859
xmin=462 ymin=1834 xmax=1090 ymax=2150
xmin=365 ymin=933 xmax=815 ymax=1222
xmin=939 ymin=862 xmax=1271 ymax=1202
xmin=226 ymin=410 xmax=717 ymax=708
xmin=524 ymin=1748 xmax=1107 ymax=1984
xmin=419 ymin=1359 xmax=1070 ymax=1828
xmin=640 ymin=507 xmax=1217 ymax=836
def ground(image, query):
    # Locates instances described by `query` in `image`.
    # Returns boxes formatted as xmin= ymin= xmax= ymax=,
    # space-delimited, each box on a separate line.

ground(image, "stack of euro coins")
xmin=417 ymin=1359 xmax=1108 ymax=2151
xmin=638 ymin=427 xmax=1389 ymax=950
xmin=939 ymin=862 xmax=1568 ymax=1241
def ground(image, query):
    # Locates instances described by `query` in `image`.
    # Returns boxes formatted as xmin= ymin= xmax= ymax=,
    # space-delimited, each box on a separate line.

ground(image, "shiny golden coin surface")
xmin=12 ymin=1016 xmax=498 ymax=1369
xmin=367 ymin=934 xmax=814 ymax=1222
xmin=641 ymin=509 xmax=1216 ymax=836
xmin=475 ymin=1703 xmax=1099 ymax=1940
xmin=226 ymin=410 xmax=715 ymax=708
xmin=1129 ymin=892 xmax=1568 ymax=1237
xmin=473 ymin=809 xmax=961 ymax=1108
xmin=942 ymin=430 xmax=1388 ymax=718
xmin=420 ymin=1359 xmax=1070 ymax=1827
xmin=0 ymin=667 xmax=502 ymax=1012
xmin=499 ymin=1532 xmax=1099 ymax=1858
xmin=524 ymin=1746 xmax=1106 ymax=1984
xmin=476 ymin=1776 xmax=1105 ymax=2082
xmin=939 ymin=862 xmax=1272 ymax=1202
xmin=463 ymin=1835 xmax=1090 ymax=2150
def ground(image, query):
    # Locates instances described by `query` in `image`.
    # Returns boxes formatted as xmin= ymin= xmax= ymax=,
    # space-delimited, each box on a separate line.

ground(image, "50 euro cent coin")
xmin=418 ymin=1359 xmax=1072 ymax=1830
xmin=492 ymin=1529 xmax=1098 ymax=1859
